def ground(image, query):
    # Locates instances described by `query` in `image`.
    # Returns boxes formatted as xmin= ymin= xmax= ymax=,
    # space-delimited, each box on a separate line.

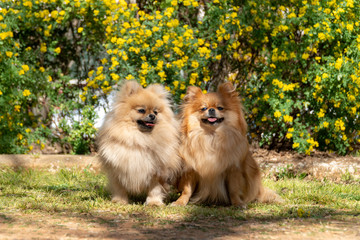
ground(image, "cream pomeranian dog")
xmin=173 ymin=82 xmax=282 ymax=208
xmin=97 ymin=81 xmax=181 ymax=206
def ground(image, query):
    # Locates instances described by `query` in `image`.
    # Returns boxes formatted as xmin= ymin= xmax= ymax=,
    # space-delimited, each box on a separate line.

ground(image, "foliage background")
xmin=0 ymin=0 xmax=359 ymax=154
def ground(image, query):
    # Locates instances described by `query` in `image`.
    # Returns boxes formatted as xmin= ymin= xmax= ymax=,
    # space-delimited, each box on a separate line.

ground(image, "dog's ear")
xmin=217 ymin=82 xmax=238 ymax=99
xmin=184 ymin=86 xmax=203 ymax=102
xmin=146 ymin=84 xmax=169 ymax=100
xmin=121 ymin=81 xmax=142 ymax=97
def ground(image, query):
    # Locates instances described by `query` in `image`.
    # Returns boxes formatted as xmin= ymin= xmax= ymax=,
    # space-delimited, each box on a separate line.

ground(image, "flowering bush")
xmin=236 ymin=0 xmax=360 ymax=155
xmin=0 ymin=0 xmax=105 ymax=153
xmin=1 ymin=0 xmax=360 ymax=155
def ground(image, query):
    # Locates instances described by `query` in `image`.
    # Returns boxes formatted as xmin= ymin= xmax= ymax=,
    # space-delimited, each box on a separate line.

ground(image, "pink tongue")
xmin=145 ymin=122 xmax=155 ymax=127
xmin=208 ymin=118 xmax=217 ymax=122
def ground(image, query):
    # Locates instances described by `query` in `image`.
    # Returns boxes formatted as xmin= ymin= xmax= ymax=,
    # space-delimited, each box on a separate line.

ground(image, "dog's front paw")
xmin=111 ymin=196 xmax=129 ymax=205
xmin=170 ymin=199 xmax=187 ymax=207
xmin=231 ymin=200 xmax=247 ymax=209
xmin=145 ymin=198 xmax=164 ymax=206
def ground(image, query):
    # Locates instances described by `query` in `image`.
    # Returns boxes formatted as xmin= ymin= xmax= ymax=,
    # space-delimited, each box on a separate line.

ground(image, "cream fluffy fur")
xmin=97 ymin=81 xmax=181 ymax=206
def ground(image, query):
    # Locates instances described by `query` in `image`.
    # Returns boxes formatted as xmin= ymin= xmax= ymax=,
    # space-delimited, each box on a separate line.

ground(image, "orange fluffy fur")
xmin=173 ymin=82 xmax=282 ymax=207
xmin=97 ymin=81 xmax=181 ymax=206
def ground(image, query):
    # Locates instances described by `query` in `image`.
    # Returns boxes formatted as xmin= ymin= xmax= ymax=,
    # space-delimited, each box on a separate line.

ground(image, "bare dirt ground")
xmin=0 ymin=150 xmax=359 ymax=239
xmin=0 ymin=209 xmax=359 ymax=240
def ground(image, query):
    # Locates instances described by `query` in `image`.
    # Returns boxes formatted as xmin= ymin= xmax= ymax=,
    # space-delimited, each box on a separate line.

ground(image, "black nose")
xmin=208 ymin=108 xmax=215 ymax=113
xmin=149 ymin=114 xmax=156 ymax=120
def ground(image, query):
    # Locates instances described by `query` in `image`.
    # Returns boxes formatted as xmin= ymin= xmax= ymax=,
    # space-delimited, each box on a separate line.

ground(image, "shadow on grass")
xmin=1 ymin=167 xmax=360 ymax=239
xmin=36 ymin=204 xmax=359 ymax=239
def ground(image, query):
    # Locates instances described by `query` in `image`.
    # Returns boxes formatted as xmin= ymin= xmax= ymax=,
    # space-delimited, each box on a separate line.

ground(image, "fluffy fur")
xmin=97 ymin=81 xmax=181 ymax=206
xmin=173 ymin=82 xmax=282 ymax=207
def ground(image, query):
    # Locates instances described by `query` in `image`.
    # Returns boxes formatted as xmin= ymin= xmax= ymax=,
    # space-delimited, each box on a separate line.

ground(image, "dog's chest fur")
xmin=181 ymin=125 xmax=249 ymax=203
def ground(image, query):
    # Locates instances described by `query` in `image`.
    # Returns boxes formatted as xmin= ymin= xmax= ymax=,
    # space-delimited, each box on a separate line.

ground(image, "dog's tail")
xmin=257 ymin=186 xmax=284 ymax=204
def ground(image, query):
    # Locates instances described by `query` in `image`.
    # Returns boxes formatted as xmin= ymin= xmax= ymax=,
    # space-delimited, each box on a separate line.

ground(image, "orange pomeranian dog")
xmin=97 ymin=81 xmax=181 ymax=206
xmin=173 ymin=82 xmax=282 ymax=207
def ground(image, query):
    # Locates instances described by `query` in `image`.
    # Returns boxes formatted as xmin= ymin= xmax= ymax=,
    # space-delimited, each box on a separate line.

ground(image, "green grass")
xmin=0 ymin=167 xmax=359 ymax=224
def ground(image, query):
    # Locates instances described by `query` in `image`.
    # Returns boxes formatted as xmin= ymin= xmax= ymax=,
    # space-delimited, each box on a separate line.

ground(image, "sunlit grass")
xmin=0 ymin=167 xmax=359 ymax=224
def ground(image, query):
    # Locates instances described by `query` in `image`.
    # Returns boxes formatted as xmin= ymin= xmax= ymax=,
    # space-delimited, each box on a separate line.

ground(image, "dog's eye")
xmin=217 ymin=107 xmax=224 ymax=111
xmin=201 ymin=107 xmax=207 ymax=111
xmin=137 ymin=109 xmax=146 ymax=114
xmin=153 ymin=110 xmax=158 ymax=115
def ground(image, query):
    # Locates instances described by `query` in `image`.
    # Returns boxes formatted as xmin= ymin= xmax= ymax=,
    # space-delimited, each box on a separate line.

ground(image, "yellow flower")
xmin=246 ymin=26 xmax=253 ymax=32
xmin=23 ymin=89 xmax=31 ymax=97
xmin=6 ymin=51 xmax=13 ymax=57
xmin=286 ymin=132 xmax=293 ymax=139
xmin=0 ymin=31 xmax=13 ymax=40
xmin=51 ymin=10 xmax=58 ymax=19
xmin=80 ymin=94 xmax=86 ymax=102
xmin=350 ymin=107 xmax=356 ymax=115
xmin=78 ymin=27 xmax=84 ymax=33
xmin=191 ymin=61 xmax=199 ymax=68
xmin=17 ymin=133 xmax=23 ymax=140
xmin=318 ymin=32 xmax=326 ymax=41
xmin=125 ymin=74 xmax=134 ymax=80
xmin=173 ymin=81 xmax=179 ymax=88
xmin=23 ymin=1 xmax=32 ymax=8
xmin=292 ymin=142 xmax=300 ymax=148
xmin=158 ymin=71 xmax=166 ymax=80
xmin=183 ymin=0 xmax=191 ymax=6
xmin=14 ymin=105 xmax=21 ymax=112
xmin=317 ymin=108 xmax=325 ymax=118
xmin=44 ymin=30 xmax=50 ymax=37
xmin=110 ymin=73 xmax=120 ymax=81
xmin=283 ymin=115 xmax=293 ymax=123
xmin=335 ymin=57 xmax=343 ymax=70
xmin=346 ymin=23 xmax=353 ymax=31
xmin=22 ymin=65 xmax=30 ymax=72
xmin=54 ymin=47 xmax=61 ymax=54
xmin=0 ymin=90 xmax=2 ymax=95
xmin=335 ymin=119 xmax=345 ymax=131
xmin=323 ymin=121 xmax=329 ymax=128
xmin=274 ymin=110 xmax=282 ymax=118
xmin=48 ymin=76 xmax=52 ymax=82
xmin=288 ymin=12 xmax=296 ymax=18
xmin=40 ymin=43 xmax=47 ymax=53
xmin=189 ymin=73 xmax=198 ymax=85
xmin=302 ymin=53 xmax=309 ymax=60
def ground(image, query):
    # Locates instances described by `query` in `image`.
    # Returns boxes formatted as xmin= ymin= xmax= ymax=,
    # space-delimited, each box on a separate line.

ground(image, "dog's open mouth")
xmin=201 ymin=117 xmax=224 ymax=125
xmin=137 ymin=120 xmax=156 ymax=130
